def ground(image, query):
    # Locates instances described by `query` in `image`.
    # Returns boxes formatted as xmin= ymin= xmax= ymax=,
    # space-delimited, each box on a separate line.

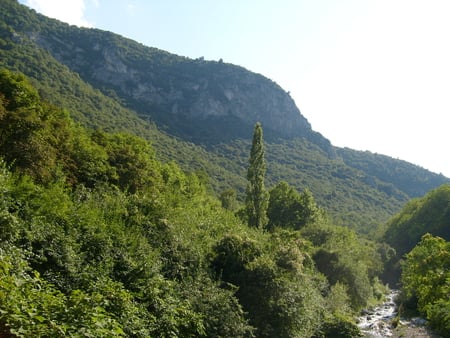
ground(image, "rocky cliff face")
xmin=30 ymin=25 xmax=327 ymax=146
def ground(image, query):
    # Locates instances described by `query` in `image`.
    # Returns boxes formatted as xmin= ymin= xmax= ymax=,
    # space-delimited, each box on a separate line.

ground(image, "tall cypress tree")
xmin=245 ymin=122 xmax=269 ymax=229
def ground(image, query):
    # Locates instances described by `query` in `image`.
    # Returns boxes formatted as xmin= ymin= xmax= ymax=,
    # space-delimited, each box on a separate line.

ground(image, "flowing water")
xmin=358 ymin=290 xmax=399 ymax=338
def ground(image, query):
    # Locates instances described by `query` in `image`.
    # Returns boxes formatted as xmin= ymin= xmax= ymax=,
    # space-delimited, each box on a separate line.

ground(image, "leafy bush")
xmin=400 ymin=234 xmax=450 ymax=335
xmin=317 ymin=314 xmax=362 ymax=338
xmin=426 ymin=299 xmax=450 ymax=338
xmin=0 ymin=248 xmax=124 ymax=337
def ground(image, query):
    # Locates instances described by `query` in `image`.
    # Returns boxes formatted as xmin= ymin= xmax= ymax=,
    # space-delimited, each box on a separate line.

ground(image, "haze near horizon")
xmin=20 ymin=0 xmax=450 ymax=177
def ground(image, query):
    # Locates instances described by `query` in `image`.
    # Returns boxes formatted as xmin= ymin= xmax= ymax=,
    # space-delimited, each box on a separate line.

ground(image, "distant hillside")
xmin=381 ymin=184 xmax=450 ymax=283
xmin=336 ymin=148 xmax=448 ymax=197
xmin=383 ymin=184 xmax=450 ymax=255
xmin=1 ymin=0 xmax=448 ymax=232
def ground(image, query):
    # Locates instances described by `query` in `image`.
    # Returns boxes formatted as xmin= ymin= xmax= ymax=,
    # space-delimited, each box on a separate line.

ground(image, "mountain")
xmin=23 ymin=18 xmax=324 ymax=147
xmin=1 ymin=0 xmax=448 ymax=232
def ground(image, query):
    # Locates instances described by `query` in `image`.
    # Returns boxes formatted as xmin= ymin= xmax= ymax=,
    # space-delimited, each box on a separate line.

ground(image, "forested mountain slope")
xmin=1 ymin=0 xmax=448 ymax=231
xmin=384 ymin=184 xmax=450 ymax=251
xmin=382 ymin=185 xmax=450 ymax=336
xmin=382 ymin=184 xmax=450 ymax=282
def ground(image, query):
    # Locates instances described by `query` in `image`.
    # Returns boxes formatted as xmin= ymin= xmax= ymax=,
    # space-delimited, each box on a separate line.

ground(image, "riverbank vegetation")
xmin=399 ymin=234 xmax=449 ymax=337
xmin=381 ymin=184 xmax=450 ymax=337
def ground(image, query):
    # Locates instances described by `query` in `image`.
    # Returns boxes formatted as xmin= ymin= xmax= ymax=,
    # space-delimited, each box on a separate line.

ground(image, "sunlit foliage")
xmin=400 ymin=234 xmax=450 ymax=337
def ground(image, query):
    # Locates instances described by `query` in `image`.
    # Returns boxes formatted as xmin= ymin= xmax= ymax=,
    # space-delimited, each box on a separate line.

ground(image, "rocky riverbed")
xmin=391 ymin=317 xmax=442 ymax=338
xmin=358 ymin=290 xmax=398 ymax=337
xmin=357 ymin=290 xmax=442 ymax=338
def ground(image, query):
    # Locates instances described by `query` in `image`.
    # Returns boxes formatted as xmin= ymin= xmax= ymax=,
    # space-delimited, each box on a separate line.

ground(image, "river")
xmin=358 ymin=290 xmax=398 ymax=337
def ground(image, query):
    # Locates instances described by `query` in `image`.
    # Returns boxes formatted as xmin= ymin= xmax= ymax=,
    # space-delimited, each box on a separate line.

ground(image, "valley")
xmin=0 ymin=1 xmax=448 ymax=337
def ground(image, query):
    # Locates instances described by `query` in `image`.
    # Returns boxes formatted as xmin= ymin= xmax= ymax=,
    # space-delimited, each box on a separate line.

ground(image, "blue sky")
xmin=19 ymin=0 xmax=450 ymax=177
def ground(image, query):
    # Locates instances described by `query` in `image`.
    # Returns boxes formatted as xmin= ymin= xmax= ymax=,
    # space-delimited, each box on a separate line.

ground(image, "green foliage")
xmin=0 ymin=69 xmax=56 ymax=182
xmin=0 ymin=159 xmax=250 ymax=336
xmin=178 ymin=276 xmax=254 ymax=338
xmin=245 ymin=122 xmax=269 ymax=229
xmin=0 ymin=68 xmax=167 ymax=193
xmin=93 ymin=131 xmax=162 ymax=193
xmin=325 ymin=282 xmax=353 ymax=317
xmin=401 ymin=234 xmax=449 ymax=311
xmin=383 ymin=184 xmax=450 ymax=283
xmin=0 ymin=68 xmax=39 ymax=109
xmin=426 ymin=299 xmax=450 ymax=338
xmin=220 ymin=188 xmax=238 ymax=211
xmin=0 ymin=248 xmax=125 ymax=337
xmin=0 ymin=73 xmax=253 ymax=335
xmin=400 ymin=234 xmax=450 ymax=336
xmin=337 ymin=147 xmax=448 ymax=198
xmin=64 ymin=128 xmax=112 ymax=187
xmin=317 ymin=314 xmax=362 ymax=338
xmin=267 ymin=181 xmax=322 ymax=230
xmin=216 ymin=138 xmax=420 ymax=235
xmin=302 ymin=221 xmax=383 ymax=311
xmin=212 ymin=231 xmax=327 ymax=337
xmin=384 ymin=184 xmax=450 ymax=253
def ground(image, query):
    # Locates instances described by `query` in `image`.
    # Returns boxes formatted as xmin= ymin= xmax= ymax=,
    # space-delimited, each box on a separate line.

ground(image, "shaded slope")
xmin=381 ymin=184 xmax=450 ymax=284
xmin=337 ymin=147 xmax=449 ymax=198
xmin=383 ymin=184 xmax=450 ymax=256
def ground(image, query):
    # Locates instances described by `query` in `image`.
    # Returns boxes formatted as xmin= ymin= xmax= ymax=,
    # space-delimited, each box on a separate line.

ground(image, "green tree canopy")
xmin=267 ymin=181 xmax=322 ymax=230
xmin=245 ymin=122 xmax=269 ymax=229
xmin=400 ymin=234 xmax=450 ymax=336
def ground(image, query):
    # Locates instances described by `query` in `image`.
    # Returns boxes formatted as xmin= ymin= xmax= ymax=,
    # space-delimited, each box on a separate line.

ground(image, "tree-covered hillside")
xmin=1 ymin=0 xmax=448 ymax=233
xmin=0 ymin=68 xmax=393 ymax=337
xmin=384 ymin=184 xmax=450 ymax=254
xmin=381 ymin=185 xmax=450 ymax=337
xmin=381 ymin=184 xmax=450 ymax=284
